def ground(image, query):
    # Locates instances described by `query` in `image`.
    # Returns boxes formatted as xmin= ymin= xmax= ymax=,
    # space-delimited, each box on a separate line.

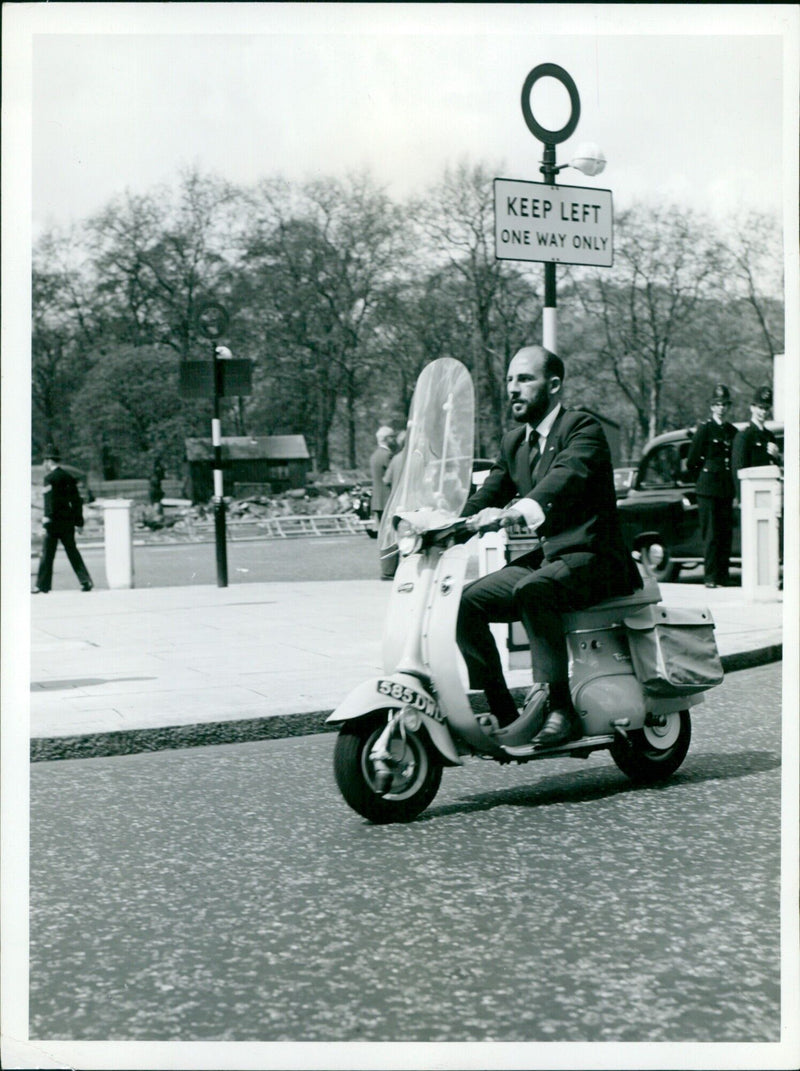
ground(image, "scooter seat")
xmin=562 ymin=577 xmax=661 ymax=629
xmin=589 ymin=576 xmax=661 ymax=611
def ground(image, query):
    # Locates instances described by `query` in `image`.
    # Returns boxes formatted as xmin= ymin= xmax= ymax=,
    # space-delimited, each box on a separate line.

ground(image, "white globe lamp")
xmin=570 ymin=142 xmax=607 ymax=177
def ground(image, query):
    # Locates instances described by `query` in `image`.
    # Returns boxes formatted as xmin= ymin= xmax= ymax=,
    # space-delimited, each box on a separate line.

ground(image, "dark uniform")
xmin=732 ymin=386 xmax=783 ymax=570
xmin=35 ymin=456 xmax=93 ymax=593
xmin=732 ymin=387 xmax=782 ymax=483
xmin=686 ymin=385 xmax=736 ymax=587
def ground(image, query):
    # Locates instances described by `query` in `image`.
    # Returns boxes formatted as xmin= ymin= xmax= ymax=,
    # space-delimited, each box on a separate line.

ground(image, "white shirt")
xmin=513 ymin=404 xmax=561 ymax=531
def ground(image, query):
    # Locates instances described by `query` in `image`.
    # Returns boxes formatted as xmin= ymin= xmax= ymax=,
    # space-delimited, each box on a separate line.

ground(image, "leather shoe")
xmin=81 ymin=581 xmax=94 ymax=592
xmin=494 ymin=684 xmax=548 ymax=746
xmin=532 ymin=708 xmax=581 ymax=748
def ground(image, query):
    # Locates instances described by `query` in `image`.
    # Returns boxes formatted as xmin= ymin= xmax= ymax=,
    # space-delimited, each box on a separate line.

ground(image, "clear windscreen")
xmin=378 ymin=358 xmax=474 ymax=552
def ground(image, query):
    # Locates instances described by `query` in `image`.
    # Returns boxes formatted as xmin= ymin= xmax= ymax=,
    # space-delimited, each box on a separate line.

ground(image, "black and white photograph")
xmin=2 ymin=4 xmax=798 ymax=1070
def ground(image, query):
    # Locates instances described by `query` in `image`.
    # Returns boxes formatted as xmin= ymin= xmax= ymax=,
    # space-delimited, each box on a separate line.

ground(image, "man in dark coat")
xmin=33 ymin=446 xmax=94 ymax=593
xmin=732 ymin=385 xmax=782 ymax=483
xmin=369 ymin=425 xmax=396 ymax=524
xmin=457 ymin=345 xmax=642 ymax=748
xmin=686 ymin=384 xmax=737 ymax=588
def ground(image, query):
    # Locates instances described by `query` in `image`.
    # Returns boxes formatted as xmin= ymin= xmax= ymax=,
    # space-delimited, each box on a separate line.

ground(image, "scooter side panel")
xmin=326 ymin=675 xmax=462 ymax=766
xmin=422 ymin=544 xmax=507 ymax=757
xmin=381 ymin=553 xmax=427 ymax=674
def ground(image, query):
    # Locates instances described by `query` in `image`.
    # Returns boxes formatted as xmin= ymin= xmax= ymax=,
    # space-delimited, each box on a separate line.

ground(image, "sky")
xmin=17 ymin=3 xmax=796 ymax=239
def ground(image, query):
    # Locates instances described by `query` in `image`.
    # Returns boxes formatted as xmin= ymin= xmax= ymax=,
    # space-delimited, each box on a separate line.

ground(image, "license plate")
xmin=377 ymin=679 xmax=442 ymax=721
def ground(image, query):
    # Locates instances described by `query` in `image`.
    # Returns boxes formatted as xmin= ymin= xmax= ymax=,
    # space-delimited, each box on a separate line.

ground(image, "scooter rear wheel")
xmin=333 ymin=714 xmax=442 ymax=824
xmin=610 ymin=709 xmax=691 ymax=783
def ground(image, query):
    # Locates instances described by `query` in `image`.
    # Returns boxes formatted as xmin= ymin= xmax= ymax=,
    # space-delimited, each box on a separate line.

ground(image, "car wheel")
xmin=639 ymin=541 xmax=680 ymax=582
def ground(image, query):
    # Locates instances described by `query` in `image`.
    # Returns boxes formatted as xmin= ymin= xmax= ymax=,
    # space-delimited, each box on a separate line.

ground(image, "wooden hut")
xmin=185 ymin=435 xmax=310 ymax=502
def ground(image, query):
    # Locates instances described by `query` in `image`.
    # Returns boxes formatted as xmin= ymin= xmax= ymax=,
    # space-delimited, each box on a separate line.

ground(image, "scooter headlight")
xmin=396 ymin=519 xmax=422 ymax=556
xmin=400 ymin=706 xmax=422 ymax=731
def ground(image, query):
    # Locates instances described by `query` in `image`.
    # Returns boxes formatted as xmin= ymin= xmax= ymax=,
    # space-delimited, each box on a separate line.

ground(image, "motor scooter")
xmin=349 ymin=484 xmax=377 ymax=537
xmin=328 ymin=359 xmax=724 ymax=823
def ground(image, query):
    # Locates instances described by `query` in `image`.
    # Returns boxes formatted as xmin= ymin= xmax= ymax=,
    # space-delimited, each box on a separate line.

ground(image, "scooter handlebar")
xmin=426 ymin=517 xmax=473 ymax=546
xmin=393 ymin=508 xmax=474 ymax=546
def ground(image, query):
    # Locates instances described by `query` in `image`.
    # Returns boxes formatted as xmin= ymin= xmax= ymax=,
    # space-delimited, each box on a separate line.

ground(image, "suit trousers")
xmin=457 ymin=551 xmax=606 ymax=687
xmin=696 ymin=494 xmax=733 ymax=584
xmin=36 ymin=524 xmax=92 ymax=592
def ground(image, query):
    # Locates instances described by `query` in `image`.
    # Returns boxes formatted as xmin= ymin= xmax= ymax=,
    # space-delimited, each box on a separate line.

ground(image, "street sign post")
xmin=495 ymin=63 xmax=613 ymax=352
xmin=179 ymin=360 xmax=254 ymax=398
xmin=192 ymin=301 xmax=237 ymax=588
xmin=494 ymin=178 xmax=613 ymax=267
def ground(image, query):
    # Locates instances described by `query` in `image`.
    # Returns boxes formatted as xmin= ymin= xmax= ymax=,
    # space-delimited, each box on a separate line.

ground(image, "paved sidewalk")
xmin=30 ymin=578 xmax=784 ymax=761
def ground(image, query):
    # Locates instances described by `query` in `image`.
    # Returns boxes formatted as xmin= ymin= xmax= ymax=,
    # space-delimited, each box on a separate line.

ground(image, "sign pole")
xmin=517 ymin=63 xmax=584 ymax=355
xmin=540 ymin=142 xmax=558 ymax=353
xmin=494 ymin=66 xmax=611 ymax=361
xmin=212 ymin=343 xmax=228 ymax=588
xmin=194 ymin=300 xmax=231 ymax=589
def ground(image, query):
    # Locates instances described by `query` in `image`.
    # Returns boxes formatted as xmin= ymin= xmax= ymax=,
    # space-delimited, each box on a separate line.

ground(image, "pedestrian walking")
xmin=369 ymin=425 xmax=396 ymax=525
xmin=686 ymin=384 xmax=737 ymax=588
xmin=33 ymin=446 xmax=94 ymax=593
xmin=382 ymin=430 xmax=407 ymax=500
xmin=148 ymin=457 xmax=166 ymax=518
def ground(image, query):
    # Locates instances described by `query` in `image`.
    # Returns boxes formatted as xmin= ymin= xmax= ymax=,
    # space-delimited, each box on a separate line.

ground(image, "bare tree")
xmin=411 ymin=161 xmax=541 ymax=453
xmin=709 ymin=211 xmax=785 ymax=398
xmin=32 ymin=228 xmax=97 ymax=459
xmin=569 ymin=204 xmax=728 ymax=445
xmin=242 ymin=173 xmax=408 ymax=469
xmin=87 ymin=168 xmax=240 ymax=358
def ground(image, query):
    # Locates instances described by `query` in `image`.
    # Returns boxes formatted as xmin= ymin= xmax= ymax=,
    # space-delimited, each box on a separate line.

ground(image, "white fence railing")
xmin=183 ymin=513 xmax=366 ymax=540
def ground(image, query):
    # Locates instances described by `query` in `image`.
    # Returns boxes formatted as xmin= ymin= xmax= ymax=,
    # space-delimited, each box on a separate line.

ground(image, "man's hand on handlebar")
xmin=464 ymin=507 xmax=528 ymax=534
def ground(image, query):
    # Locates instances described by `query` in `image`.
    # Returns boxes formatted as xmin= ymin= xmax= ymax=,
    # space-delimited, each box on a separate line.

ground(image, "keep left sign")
xmin=494 ymin=177 xmax=613 ymax=267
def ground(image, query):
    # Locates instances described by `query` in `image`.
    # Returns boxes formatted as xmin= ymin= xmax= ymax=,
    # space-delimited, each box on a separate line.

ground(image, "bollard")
xmin=101 ymin=499 xmax=135 ymax=589
xmin=738 ymin=466 xmax=782 ymax=601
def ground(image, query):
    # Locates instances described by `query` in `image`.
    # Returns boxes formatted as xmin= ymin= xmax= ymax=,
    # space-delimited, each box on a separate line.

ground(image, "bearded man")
xmin=457 ymin=345 xmax=641 ymax=747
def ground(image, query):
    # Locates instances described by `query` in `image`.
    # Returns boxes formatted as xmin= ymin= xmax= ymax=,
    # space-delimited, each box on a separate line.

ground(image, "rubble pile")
xmin=32 ymin=474 xmax=372 ymax=547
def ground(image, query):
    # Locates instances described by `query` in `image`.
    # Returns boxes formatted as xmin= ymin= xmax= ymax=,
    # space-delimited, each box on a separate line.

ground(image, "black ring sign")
xmin=521 ymin=63 xmax=580 ymax=145
xmin=196 ymin=301 xmax=230 ymax=341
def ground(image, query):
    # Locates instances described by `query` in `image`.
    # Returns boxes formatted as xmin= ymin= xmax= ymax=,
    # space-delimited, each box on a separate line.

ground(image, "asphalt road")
xmin=29 ymin=662 xmax=782 ymax=1043
xmin=32 ymin=532 xmax=384 ymax=588
xmin=33 ymin=532 xmax=734 ymax=589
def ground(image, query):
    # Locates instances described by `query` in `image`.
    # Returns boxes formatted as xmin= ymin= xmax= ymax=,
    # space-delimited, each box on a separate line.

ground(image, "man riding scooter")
xmin=458 ymin=345 xmax=642 ymax=748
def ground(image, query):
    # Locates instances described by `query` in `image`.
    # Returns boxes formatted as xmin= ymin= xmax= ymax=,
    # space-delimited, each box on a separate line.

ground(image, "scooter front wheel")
xmin=610 ymin=709 xmax=691 ymax=783
xmin=333 ymin=714 xmax=442 ymax=824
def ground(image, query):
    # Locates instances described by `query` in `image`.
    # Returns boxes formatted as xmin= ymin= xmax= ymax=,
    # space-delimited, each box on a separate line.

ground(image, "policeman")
xmin=732 ymin=386 xmax=782 ymax=482
xmin=33 ymin=446 xmax=94 ymax=593
xmin=686 ymin=384 xmax=737 ymax=588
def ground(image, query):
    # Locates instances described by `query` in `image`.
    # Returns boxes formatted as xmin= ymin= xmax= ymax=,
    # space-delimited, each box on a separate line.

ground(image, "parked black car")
xmin=616 ymin=421 xmax=784 ymax=581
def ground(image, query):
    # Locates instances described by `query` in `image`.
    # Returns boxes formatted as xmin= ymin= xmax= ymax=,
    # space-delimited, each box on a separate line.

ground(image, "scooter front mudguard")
xmin=326 ymin=674 xmax=463 ymax=766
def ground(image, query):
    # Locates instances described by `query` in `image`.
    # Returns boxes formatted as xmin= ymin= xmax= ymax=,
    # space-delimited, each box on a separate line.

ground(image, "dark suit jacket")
xmin=43 ymin=467 xmax=84 ymax=530
xmin=462 ymin=407 xmax=641 ymax=593
xmin=686 ymin=419 xmax=736 ymax=498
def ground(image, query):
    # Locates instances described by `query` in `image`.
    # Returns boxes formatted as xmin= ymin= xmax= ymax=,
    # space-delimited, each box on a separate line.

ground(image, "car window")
xmin=639 ymin=444 xmax=682 ymax=489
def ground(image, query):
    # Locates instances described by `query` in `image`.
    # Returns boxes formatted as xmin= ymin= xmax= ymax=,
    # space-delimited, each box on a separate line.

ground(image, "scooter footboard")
xmin=326 ymin=674 xmax=462 ymax=766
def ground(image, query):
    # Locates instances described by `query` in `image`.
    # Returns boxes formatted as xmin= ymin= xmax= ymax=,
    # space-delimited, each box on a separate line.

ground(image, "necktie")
xmin=528 ymin=433 xmax=541 ymax=479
